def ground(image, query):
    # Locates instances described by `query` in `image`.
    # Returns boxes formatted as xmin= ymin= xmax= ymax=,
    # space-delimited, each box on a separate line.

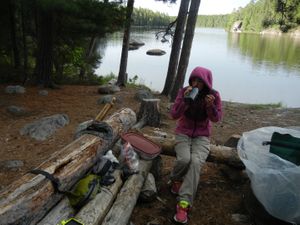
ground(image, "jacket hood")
xmin=189 ymin=67 xmax=213 ymax=90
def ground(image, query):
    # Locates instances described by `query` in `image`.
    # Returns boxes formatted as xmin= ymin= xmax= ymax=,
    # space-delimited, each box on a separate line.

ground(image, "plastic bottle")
xmin=122 ymin=142 xmax=139 ymax=172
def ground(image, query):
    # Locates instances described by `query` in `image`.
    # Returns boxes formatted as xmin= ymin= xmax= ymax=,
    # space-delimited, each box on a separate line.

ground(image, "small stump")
xmin=137 ymin=99 xmax=161 ymax=127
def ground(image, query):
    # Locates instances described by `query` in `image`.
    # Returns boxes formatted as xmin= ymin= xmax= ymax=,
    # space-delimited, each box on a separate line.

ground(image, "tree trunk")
xmin=170 ymin=0 xmax=201 ymax=101
xmin=102 ymin=160 xmax=152 ymax=225
xmin=21 ymin=0 xmax=28 ymax=84
xmin=161 ymin=0 xmax=190 ymax=96
xmin=8 ymin=0 xmax=21 ymax=70
xmin=117 ymin=0 xmax=134 ymax=87
xmin=35 ymin=9 xmax=54 ymax=87
xmin=0 ymin=108 xmax=136 ymax=225
xmin=136 ymin=99 xmax=161 ymax=127
xmin=79 ymin=36 xmax=96 ymax=80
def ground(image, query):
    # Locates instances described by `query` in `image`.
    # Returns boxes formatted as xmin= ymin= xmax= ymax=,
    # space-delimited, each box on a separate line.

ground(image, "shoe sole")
xmin=173 ymin=215 xmax=188 ymax=224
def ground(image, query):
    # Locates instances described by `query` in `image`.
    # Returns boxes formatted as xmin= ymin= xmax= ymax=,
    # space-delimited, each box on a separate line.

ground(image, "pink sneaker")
xmin=174 ymin=201 xmax=189 ymax=224
xmin=171 ymin=181 xmax=182 ymax=195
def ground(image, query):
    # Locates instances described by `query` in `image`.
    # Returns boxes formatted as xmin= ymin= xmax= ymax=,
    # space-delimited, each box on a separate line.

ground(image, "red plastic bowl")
xmin=121 ymin=132 xmax=161 ymax=160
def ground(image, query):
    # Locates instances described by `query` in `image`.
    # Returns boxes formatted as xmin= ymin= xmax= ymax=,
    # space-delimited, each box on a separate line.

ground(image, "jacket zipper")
xmin=192 ymin=118 xmax=197 ymax=138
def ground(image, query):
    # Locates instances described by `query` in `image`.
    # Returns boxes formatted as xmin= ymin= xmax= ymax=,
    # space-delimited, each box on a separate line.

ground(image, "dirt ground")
xmin=1 ymin=84 xmax=300 ymax=225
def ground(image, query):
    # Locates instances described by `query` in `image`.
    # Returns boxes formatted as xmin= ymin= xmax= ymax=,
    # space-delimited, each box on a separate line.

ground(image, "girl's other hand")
xmin=205 ymin=94 xmax=215 ymax=107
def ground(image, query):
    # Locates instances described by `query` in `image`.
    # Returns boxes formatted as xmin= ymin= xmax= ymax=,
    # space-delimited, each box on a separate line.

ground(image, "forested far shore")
xmin=0 ymin=2 xmax=172 ymax=86
xmin=196 ymin=0 xmax=300 ymax=33
xmin=1 ymin=0 xmax=299 ymax=86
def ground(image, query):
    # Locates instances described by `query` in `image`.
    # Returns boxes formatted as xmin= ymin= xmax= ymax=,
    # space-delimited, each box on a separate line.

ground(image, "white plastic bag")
xmin=237 ymin=126 xmax=300 ymax=224
xmin=120 ymin=142 xmax=139 ymax=173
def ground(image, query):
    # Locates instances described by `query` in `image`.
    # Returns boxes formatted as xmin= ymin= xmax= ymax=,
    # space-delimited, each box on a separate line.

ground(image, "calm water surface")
xmin=95 ymin=28 xmax=300 ymax=107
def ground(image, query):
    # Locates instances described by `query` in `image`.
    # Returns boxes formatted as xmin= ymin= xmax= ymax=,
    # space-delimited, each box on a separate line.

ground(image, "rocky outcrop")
xmin=146 ymin=49 xmax=166 ymax=56
xmin=129 ymin=39 xmax=145 ymax=51
xmin=231 ymin=21 xmax=243 ymax=32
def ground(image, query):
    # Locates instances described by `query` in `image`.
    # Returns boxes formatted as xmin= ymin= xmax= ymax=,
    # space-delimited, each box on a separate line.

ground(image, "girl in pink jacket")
xmin=170 ymin=66 xmax=222 ymax=224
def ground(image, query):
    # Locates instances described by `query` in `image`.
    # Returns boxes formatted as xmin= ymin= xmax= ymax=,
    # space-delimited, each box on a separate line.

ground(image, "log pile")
xmin=0 ymin=101 xmax=245 ymax=225
xmin=0 ymin=108 xmax=137 ymax=225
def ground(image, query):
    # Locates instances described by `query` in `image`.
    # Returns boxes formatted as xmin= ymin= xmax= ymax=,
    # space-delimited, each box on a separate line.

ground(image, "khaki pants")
xmin=170 ymin=134 xmax=210 ymax=205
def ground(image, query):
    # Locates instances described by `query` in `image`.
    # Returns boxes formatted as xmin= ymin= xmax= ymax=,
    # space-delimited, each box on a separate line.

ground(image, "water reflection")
xmin=227 ymin=32 xmax=300 ymax=73
xmin=95 ymin=28 xmax=300 ymax=107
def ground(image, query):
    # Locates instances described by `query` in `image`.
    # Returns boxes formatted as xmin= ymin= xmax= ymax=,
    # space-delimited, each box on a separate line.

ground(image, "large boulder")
xmin=97 ymin=95 xmax=121 ymax=104
xmin=6 ymin=105 xmax=28 ymax=117
xmin=231 ymin=21 xmax=242 ymax=32
xmin=20 ymin=114 xmax=69 ymax=141
xmin=98 ymin=84 xmax=120 ymax=94
xmin=5 ymin=85 xmax=25 ymax=94
xmin=135 ymin=89 xmax=153 ymax=101
xmin=146 ymin=49 xmax=166 ymax=56
xmin=130 ymin=39 xmax=145 ymax=46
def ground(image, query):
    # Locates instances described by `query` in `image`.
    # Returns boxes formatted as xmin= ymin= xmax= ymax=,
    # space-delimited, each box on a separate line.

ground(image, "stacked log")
xmin=143 ymin=134 xmax=244 ymax=169
xmin=0 ymin=108 xmax=136 ymax=225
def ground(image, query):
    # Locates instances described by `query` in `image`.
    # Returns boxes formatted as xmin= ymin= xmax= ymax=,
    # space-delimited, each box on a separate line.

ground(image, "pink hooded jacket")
xmin=170 ymin=67 xmax=222 ymax=137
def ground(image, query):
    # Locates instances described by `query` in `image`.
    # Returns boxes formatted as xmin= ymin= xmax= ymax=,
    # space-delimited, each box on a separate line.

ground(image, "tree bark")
xmin=0 ymin=108 xmax=136 ymax=225
xmin=161 ymin=0 xmax=190 ymax=96
xmin=170 ymin=0 xmax=202 ymax=101
xmin=8 ymin=0 xmax=21 ymax=70
xmin=35 ymin=9 xmax=54 ymax=87
xmin=102 ymin=160 xmax=152 ymax=225
xmin=79 ymin=36 xmax=96 ymax=80
xmin=21 ymin=0 xmax=28 ymax=84
xmin=117 ymin=0 xmax=134 ymax=87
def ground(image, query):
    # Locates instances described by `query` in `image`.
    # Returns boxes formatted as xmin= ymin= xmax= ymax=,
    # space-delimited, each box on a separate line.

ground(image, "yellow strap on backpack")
xmin=60 ymin=218 xmax=84 ymax=225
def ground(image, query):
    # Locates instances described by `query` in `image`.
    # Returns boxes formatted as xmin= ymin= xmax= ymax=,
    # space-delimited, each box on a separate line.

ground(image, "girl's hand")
xmin=205 ymin=94 xmax=215 ymax=107
xmin=184 ymin=86 xmax=193 ymax=96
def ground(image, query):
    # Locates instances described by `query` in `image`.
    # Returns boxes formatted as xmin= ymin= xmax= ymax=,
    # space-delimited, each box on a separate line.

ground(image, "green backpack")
xmin=67 ymin=174 xmax=100 ymax=209
xmin=30 ymin=170 xmax=101 ymax=209
xmin=264 ymin=132 xmax=300 ymax=165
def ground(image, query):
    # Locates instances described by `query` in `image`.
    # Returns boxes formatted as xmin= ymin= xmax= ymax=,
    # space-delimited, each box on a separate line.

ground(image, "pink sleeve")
xmin=206 ymin=91 xmax=222 ymax=122
xmin=170 ymin=88 xmax=188 ymax=119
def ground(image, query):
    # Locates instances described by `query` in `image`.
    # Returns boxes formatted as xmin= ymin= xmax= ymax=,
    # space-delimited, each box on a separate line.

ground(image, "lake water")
xmin=95 ymin=28 xmax=300 ymax=108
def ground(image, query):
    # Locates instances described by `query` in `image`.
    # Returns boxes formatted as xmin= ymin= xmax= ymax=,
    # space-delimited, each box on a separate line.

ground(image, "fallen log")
xmin=144 ymin=135 xmax=244 ymax=169
xmin=102 ymin=160 xmax=152 ymax=225
xmin=36 ymin=170 xmax=123 ymax=225
xmin=36 ymin=198 xmax=74 ymax=225
xmin=0 ymin=108 xmax=136 ymax=225
xmin=75 ymin=170 xmax=123 ymax=225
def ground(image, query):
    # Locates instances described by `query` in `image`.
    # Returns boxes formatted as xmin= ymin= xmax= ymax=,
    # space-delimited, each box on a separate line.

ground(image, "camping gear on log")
xmin=0 ymin=108 xmax=137 ymax=225
xmin=238 ymin=126 xmax=300 ymax=224
xmin=120 ymin=142 xmax=140 ymax=174
xmin=74 ymin=97 xmax=116 ymax=139
xmin=121 ymin=132 xmax=161 ymax=160
xmin=30 ymin=170 xmax=101 ymax=210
